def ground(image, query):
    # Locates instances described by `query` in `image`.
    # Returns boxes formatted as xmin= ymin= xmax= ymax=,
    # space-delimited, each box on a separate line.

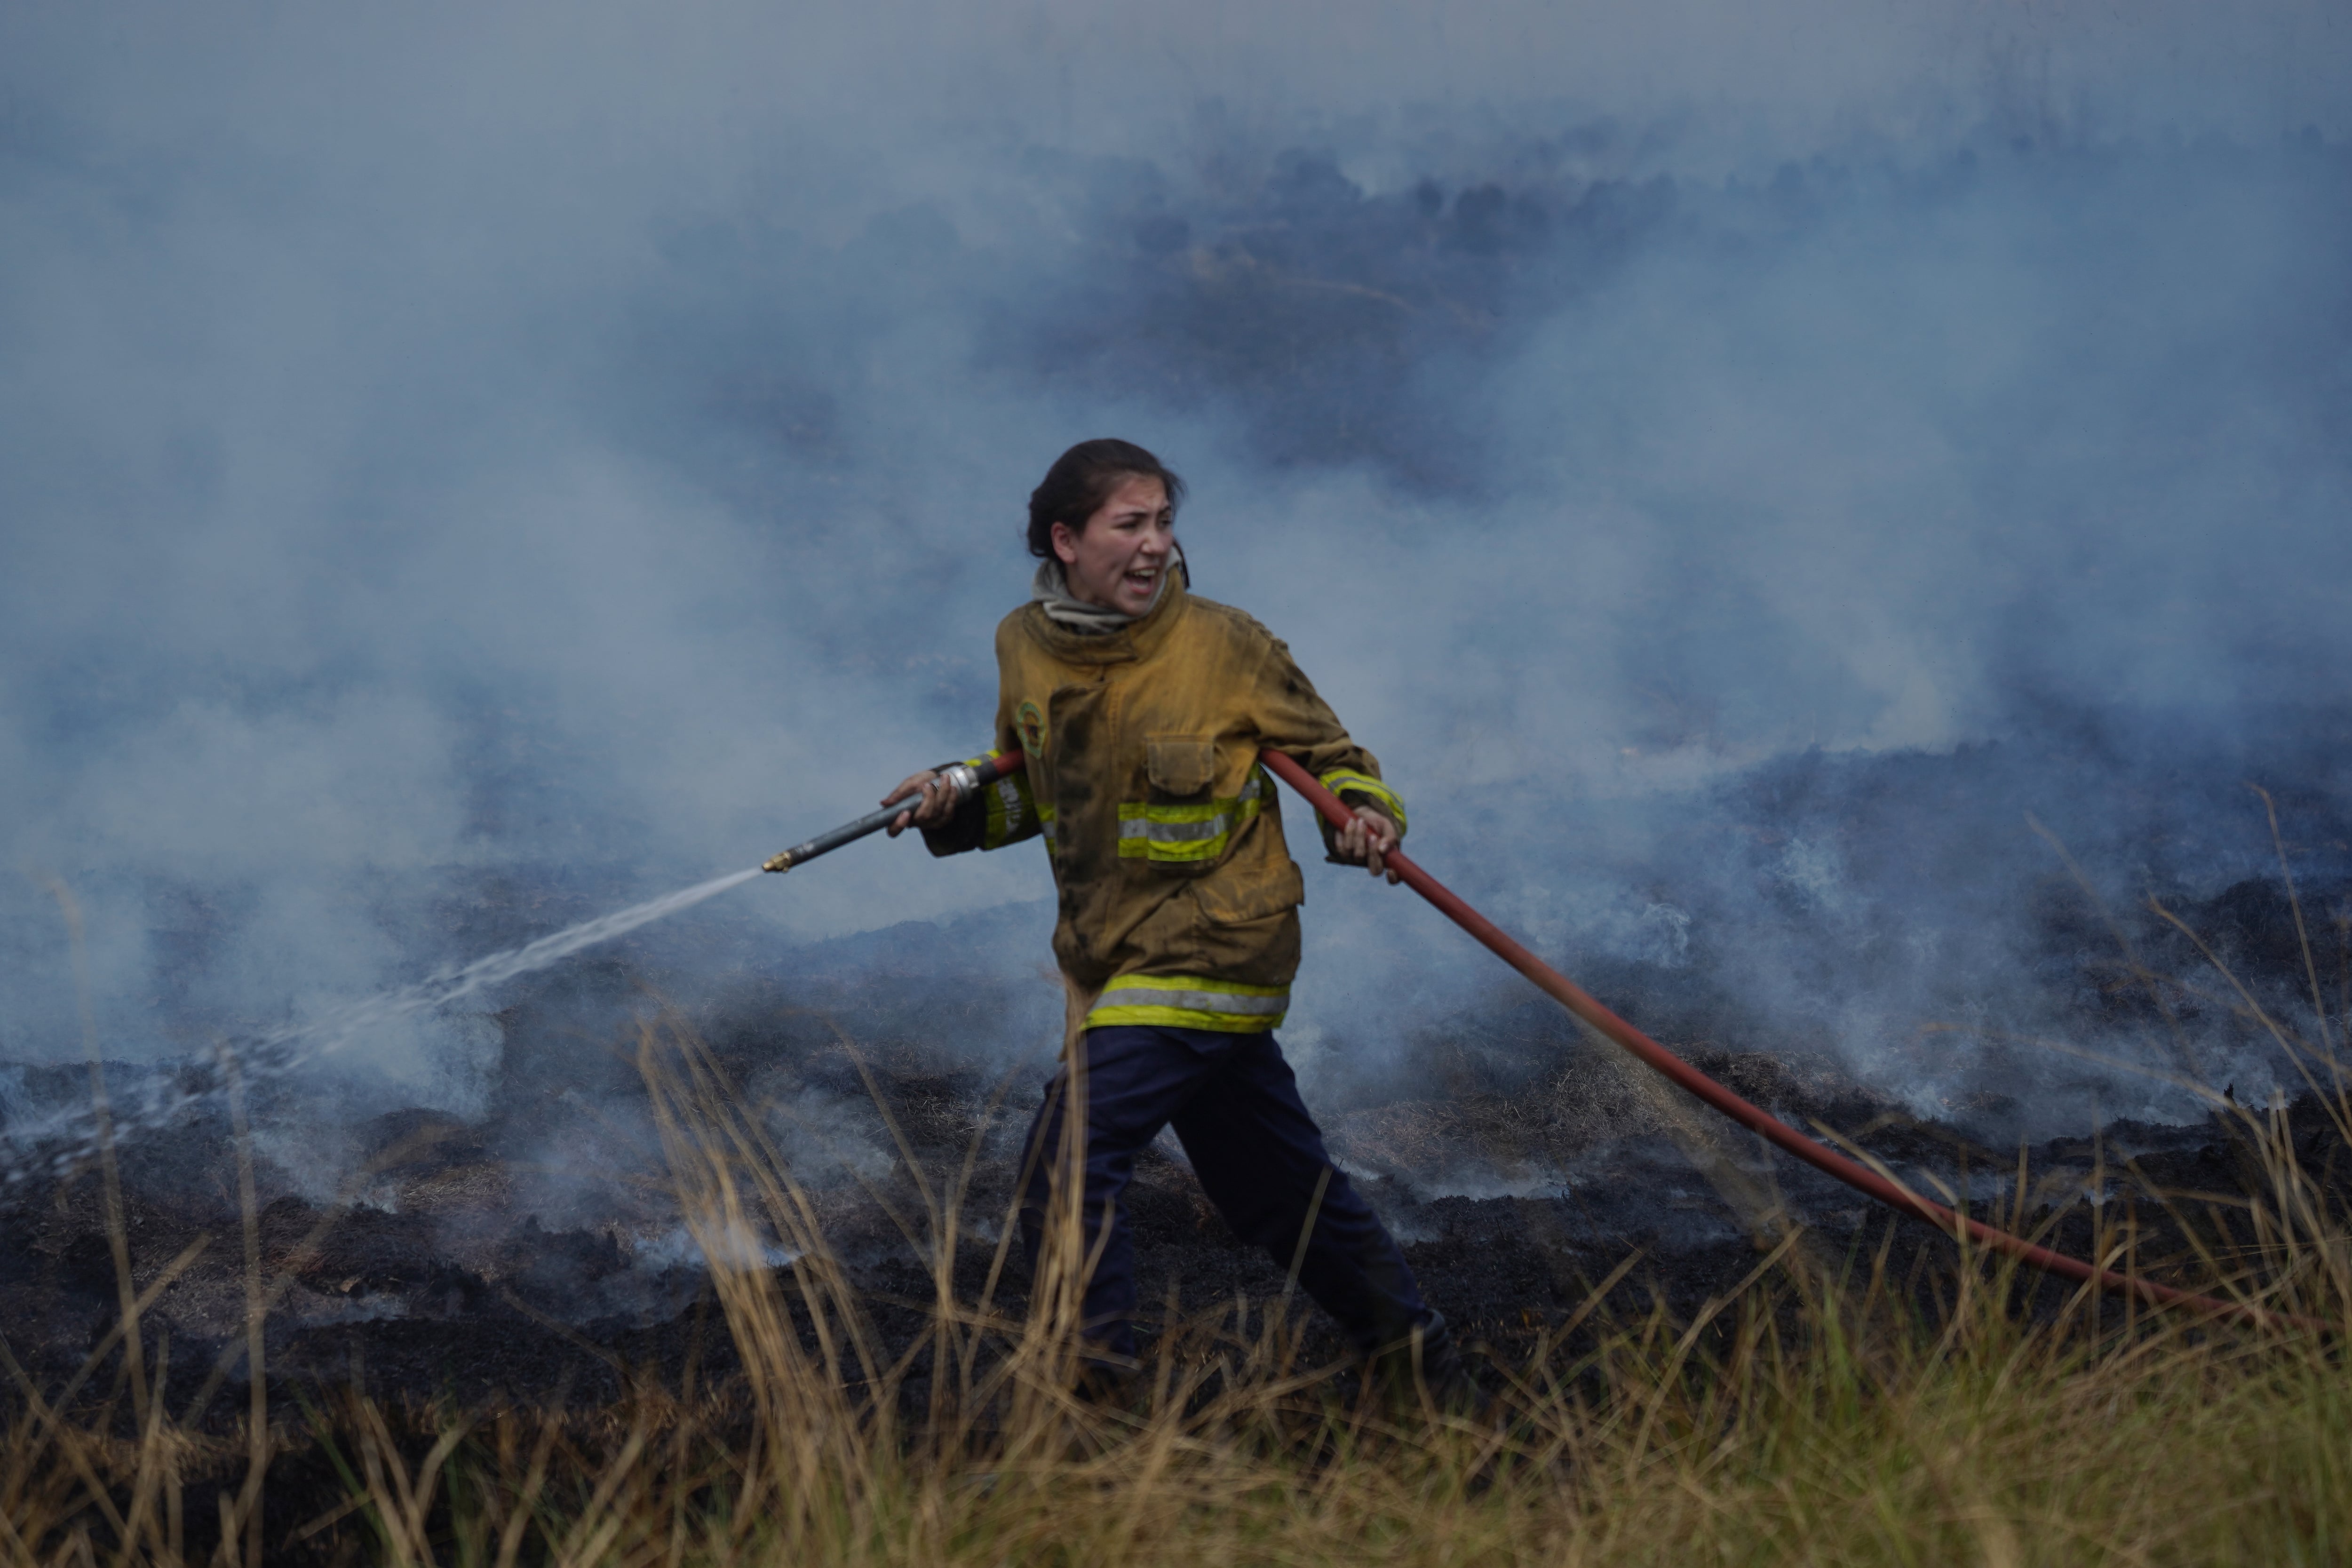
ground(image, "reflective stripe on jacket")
xmin=923 ymin=573 xmax=1405 ymax=1034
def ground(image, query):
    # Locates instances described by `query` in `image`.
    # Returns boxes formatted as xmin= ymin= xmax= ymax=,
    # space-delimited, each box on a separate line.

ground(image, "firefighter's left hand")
xmin=1336 ymin=808 xmax=1403 ymax=885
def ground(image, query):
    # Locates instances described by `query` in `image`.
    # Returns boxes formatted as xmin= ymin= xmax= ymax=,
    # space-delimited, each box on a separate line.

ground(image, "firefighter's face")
xmin=1052 ymin=474 xmax=1175 ymax=615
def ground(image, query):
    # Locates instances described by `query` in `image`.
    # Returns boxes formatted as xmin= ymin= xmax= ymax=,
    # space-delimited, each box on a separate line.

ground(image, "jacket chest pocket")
xmin=1123 ymin=736 xmax=1269 ymax=869
xmin=1145 ymin=736 xmax=1215 ymax=798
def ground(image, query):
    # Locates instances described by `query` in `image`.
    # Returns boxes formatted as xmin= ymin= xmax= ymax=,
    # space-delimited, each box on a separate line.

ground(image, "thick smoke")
xmin=2 ymin=0 xmax=2348 ymax=1150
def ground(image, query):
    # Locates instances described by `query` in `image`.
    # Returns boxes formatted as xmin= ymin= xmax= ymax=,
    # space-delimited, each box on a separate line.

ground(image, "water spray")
xmin=0 ymin=754 xmax=1015 ymax=1184
xmin=1 ymin=868 xmax=765 ymax=1184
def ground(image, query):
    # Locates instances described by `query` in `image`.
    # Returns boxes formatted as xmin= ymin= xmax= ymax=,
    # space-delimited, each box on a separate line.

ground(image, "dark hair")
xmin=1025 ymin=438 xmax=1186 ymax=559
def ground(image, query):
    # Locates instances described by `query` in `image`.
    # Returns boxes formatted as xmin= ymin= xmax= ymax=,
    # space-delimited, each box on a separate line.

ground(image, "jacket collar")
xmin=1018 ymin=565 xmax=1189 ymax=665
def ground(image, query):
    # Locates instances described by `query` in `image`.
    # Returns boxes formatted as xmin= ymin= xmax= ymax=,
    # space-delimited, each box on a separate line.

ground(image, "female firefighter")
xmin=882 ymin=438 xmax=1462 ymax=1396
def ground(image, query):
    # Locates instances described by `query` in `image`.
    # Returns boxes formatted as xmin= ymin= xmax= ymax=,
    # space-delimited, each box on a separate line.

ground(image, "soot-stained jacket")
xmin=922 ymin=573 xmax=1406 ymax=1034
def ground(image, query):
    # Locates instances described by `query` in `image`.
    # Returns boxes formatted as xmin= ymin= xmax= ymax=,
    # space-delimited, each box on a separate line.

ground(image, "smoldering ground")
xmin=2 ymin=0 xmax=2351 ymax=1409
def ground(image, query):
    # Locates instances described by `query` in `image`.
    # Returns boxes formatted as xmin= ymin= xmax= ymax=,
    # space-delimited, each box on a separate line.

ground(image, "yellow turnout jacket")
xmin=923 ymin=573 xmax=1406 ymax=1034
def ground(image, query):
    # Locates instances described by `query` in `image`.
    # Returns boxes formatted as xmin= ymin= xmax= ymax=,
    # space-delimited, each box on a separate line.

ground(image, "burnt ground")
xmin=3 ymin=988 xmax=2343 ymax=1422
xmin=3 ymin=860 xmax=2350 ymax=1563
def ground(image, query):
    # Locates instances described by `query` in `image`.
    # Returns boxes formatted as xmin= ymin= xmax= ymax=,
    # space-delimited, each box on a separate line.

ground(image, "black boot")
xmin=1072 ymin=1361 xmax=1143 ymax=1411
xmin=1372 ymin=1313 xmax=1490 ymax=1419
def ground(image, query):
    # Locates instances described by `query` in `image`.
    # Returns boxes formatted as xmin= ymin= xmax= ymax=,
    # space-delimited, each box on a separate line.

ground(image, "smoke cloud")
xmin=3 ymin=0 xmax=2348 ymax=1146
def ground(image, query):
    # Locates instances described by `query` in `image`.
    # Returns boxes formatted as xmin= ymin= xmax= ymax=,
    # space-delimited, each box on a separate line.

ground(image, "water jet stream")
xmin=3 ymin=868 xmax=762 ymax=1184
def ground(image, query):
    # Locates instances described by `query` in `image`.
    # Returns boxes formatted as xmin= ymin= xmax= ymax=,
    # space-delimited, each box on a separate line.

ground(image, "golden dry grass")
xmin=4 ymin=1006 xmax=2350 ymax=1568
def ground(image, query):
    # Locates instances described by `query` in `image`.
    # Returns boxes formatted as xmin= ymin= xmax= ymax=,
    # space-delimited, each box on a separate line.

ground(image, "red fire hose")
xmin=1240 ymin=750 xmax=2331 ymax=1333
xmin=813 ymin=748 xmax=2317 ymax=1330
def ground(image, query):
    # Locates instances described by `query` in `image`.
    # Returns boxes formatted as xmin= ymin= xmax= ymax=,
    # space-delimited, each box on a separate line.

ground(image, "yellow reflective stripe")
xmin=1098 ymin=974 xmax=1287 ymax=997
xmin=1115 ymin=766 xmax=1270 ymax=861
xmin=1085 ymin=974 xmax=1290 ymax=1032
xmin=1317 ymin=768 xmax=1406 ymax=833
xmin=1120 ymin=836 xmax=1215 ymax=861
xmin=1085 ymin=1003 xmax=1289 ymax=1032
xmin=967 ymin=748 xmax=1042 ymax=851
xmin=1124 ymin=800 xmax=1226 ymax=823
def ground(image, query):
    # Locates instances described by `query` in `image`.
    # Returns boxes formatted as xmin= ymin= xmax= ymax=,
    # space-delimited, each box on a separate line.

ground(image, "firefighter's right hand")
xmin=882 ymin=770 xmax=960 ymax=836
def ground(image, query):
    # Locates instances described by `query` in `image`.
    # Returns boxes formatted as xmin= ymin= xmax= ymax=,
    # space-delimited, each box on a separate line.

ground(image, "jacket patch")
xmin=1016 ymin=699 xmax=1046 ymax=755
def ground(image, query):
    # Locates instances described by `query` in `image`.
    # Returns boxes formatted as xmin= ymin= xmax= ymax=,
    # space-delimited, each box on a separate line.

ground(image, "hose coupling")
xmin=935 ymin=762 xmax=980 ymax=804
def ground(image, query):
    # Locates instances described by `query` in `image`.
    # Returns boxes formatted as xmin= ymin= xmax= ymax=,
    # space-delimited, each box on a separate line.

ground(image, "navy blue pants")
xmin=1017 ymin=1024 xmax=1435 ymax=1365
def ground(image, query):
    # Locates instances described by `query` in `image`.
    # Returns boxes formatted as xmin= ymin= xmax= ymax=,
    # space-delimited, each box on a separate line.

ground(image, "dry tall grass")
xmin=8 ymin=959 xmax=2352 ymax=1563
